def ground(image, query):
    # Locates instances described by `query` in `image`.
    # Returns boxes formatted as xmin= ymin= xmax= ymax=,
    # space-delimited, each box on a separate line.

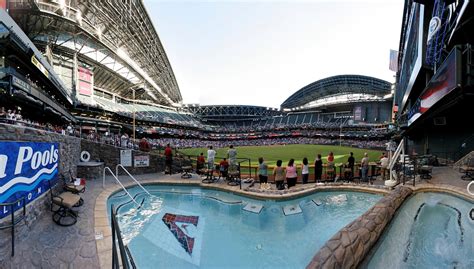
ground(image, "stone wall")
xmin=306 ymin=186 xmax=413 ymax=269
xmin=0 ymin=123 xmax=80 ymax=260
xmin=80 ymin=140 xmax=191 ymax=175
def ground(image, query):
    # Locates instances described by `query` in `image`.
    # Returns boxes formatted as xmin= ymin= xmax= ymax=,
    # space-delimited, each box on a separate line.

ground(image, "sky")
xmin=144 ymin=0 xmax=404 ymax=108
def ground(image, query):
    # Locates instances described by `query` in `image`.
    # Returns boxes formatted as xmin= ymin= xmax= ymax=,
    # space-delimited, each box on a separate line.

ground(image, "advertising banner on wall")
xmin=354 ymin=106 xmax=362 ymax=121
xmin=77 ymin=66 xmax=93 ymax=96
xmin=0 ymin=142 xmax=59 ymax=219
xmin=134 ymin=155 xmax=150 ymax=167
xmin=408 ymin=48 xmax=460 ymax=126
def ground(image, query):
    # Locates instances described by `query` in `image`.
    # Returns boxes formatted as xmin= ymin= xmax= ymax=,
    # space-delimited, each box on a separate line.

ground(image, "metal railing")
xmin=115 ymin=164 xmax=152 ymax=196
xmin=103 ymin=167 xmax=140 ymax=207
xmin=111 ymin=205 xmax=135 ymax=269
xmin=0 ymin=196 xmax=26 ymax=257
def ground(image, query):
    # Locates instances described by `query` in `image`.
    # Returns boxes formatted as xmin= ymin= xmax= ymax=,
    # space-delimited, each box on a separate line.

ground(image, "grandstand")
xmin=0 ymin=2 xmax=394 ymax=146
xmin=1 ymin=0 xmax=186 ymax=135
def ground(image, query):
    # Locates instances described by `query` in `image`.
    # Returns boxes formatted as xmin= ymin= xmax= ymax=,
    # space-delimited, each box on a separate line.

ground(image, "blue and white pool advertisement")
xmin=0 ymin=142 xmax=59 ymax=218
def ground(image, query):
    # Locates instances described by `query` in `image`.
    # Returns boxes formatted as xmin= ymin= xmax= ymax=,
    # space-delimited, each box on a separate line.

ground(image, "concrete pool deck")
xmin=1 ymin=166 xmax=472 ymax=268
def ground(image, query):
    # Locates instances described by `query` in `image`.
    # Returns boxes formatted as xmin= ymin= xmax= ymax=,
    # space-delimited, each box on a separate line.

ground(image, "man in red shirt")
xmin=164 ymin=144 xmax=173 ymax=174
xmin=139 ymin=138 xmax=151 ymax=152
xmin=196 ymin=153 xmax=205 ymax=174
xmin=219 ymin=158 xmax=229 ymax=179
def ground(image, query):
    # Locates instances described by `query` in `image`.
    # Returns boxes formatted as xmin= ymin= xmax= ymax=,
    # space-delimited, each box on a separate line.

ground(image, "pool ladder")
xmin=103 ymin=165 xmax=152 ymax=207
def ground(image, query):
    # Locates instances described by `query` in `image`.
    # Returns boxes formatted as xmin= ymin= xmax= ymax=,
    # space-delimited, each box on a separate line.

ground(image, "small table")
xmin=77 ymin=162 xmax=104 ymax=180
xmin=181 ymin=166 xmax=192 ymax=179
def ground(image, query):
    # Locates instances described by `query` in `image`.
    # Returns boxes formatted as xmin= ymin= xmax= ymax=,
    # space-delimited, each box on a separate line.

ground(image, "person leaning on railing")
xmin=273 ymin=160 xmax=285 ymax=190
xmin=196 ymin=153 xmax=205 ymax=174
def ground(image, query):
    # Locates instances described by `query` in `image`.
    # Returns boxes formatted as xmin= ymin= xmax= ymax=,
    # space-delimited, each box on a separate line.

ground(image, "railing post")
xmin=111 ymin=205 xmax=117 ymax=269
xmin=10 ymin=204 xmax=14 ymax=257
xmin=248 ymin=159 xmax=251 ymax=180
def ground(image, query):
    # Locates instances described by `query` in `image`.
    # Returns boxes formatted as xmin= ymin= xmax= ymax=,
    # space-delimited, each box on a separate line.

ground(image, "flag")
xmin=389 ymin=49 xmax=399 ymax=72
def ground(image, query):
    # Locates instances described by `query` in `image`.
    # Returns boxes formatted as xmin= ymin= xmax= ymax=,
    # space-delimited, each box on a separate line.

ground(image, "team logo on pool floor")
xmin=162 ymin=213 xmax=199 ymax=255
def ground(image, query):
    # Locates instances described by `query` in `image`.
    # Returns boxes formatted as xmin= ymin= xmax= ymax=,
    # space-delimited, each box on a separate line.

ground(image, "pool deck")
xmin=1 ymin=166 xmax=472 ymax=269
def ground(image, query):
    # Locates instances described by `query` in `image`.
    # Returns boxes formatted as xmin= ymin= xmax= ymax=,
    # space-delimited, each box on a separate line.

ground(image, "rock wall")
xmin=0 ymin=123 xmax=80 ymax=260
xmin=80 ymin=140 xmax=191 ymax=175
xmin=306 ymin=186 xmax=413 ymax=269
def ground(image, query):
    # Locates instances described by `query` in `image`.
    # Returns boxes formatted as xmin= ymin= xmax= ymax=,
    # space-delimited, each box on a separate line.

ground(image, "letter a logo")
xmin=162 ymin=213 xmax=199 ymax=255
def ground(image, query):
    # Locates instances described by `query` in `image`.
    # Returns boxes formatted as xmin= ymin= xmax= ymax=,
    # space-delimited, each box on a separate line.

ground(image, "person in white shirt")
xmin=207 ymin=145 xmax=216 ymax=170
xmin=301 ymin=157 xmax=309 ymax=184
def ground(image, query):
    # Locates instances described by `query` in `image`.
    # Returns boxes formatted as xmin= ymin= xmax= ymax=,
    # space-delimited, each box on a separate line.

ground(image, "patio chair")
xmin=62 ymin=171 xmax=85 ymax=206
xmin=181 ymin=165 xmax=193 ymax=179
xmin=49 ymin=181 xmax=81 ymax=226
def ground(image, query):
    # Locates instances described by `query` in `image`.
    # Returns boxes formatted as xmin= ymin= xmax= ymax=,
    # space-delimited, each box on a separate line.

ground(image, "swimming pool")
xmin=107 ymin=185 xmax=382 ymax=268
xmin=365 ymin=192 xmax=474 ymax=269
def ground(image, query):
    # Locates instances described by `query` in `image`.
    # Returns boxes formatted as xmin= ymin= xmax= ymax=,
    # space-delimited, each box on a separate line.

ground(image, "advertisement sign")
xmin=12 ymin=76 xmax=31 ymax=93
xmin=408 ymin=48 xmax=460 ymax=126
xmin=78 ymin=80 xmax=92 ymax=96
xmin=0 ymin=142 xmax=59 ymax=219
xmin=77 ymin=66 xmax=93 ymax=96
xmin=397 ymin=3 xmax=424 ymax=110
xmin=354 ymin=106 xmax=362 ymax=121
xmin=120 ymin=150 xmax=132 ymax=167
xmin=31 ymin=55 xmax=49 ymax=78
xmin=134 ymin=155 xmax=150 ymax=167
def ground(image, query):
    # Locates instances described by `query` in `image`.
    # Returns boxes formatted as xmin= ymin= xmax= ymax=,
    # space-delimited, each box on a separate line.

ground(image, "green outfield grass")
xmin=179 ymin=144 xmax=382 ymax=166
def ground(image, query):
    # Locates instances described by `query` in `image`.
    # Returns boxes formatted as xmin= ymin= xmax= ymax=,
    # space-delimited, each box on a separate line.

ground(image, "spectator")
xmin=219 ymin=158 xmax=229 ymax=179
xmin=207 ymin=146 xmax=216 ymax=170
xmin=196 ymin=153 xmax=205 ymax=173
xmin=258 ymin=157 xmax=268 ymax=184
xmin=361 ymin=152 xmax=369 ymax=183
xmin=139 ymin=138 xmax=151 ymax=152
xmin=346 ymin=152 xmax=355 ymax=180
xmin=121 ymin=133 xmax=128 ymax=148
xmin=301 ymin=157 xmax=309 ymax=184
xmin=0 ymin=107 xmax=5 ymax=119
xmin=164 ymin=143 xmax=173 ymax=174
xmin=273 ymin=160 xmax=285 ymax=190
xmin=67 ymin=123 xmax=74 ymax=136
xmin=314 ymin=154 xmax=322 ymax=183
xmin=227 ymin=145 xmax=237 ymax=170
xmin=286 ymin=158 xmax=297 ymax=188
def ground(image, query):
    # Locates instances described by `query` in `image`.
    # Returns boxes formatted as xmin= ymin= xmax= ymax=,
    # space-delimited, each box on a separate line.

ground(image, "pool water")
xmin=365 ymin=192 xmax=474 ymax=269
xmin=107 ymin=185 xmax=382 ymax=269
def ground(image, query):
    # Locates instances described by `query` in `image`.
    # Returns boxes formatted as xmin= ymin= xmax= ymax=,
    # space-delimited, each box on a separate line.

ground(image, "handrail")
xmin=0 ymin=196 xmax=26 ymax=257
xmin=115 ymin=164 xmax=152 ymax=196
xmin=111 ymin=204 xmax=134 ymax=269
xmin=103 ymin=167 xmax=140 ymax=207
xmin=389 ymin=138 xmax=405 ymax=182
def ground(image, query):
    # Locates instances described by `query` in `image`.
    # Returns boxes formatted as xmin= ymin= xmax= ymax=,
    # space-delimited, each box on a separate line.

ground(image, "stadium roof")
xmin=281 ymin=75 xmax=392 ymax=110
xmin=9 ymin=0 xmax=181 ymax=106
